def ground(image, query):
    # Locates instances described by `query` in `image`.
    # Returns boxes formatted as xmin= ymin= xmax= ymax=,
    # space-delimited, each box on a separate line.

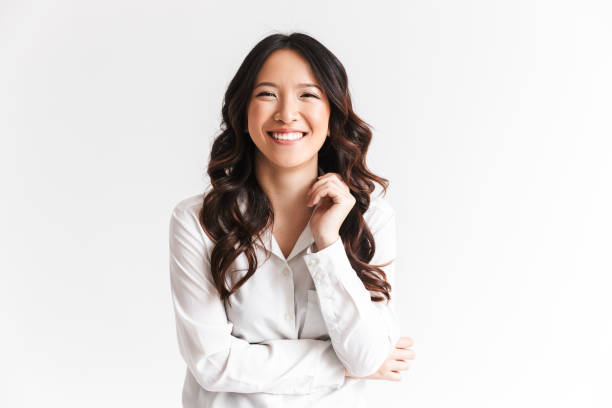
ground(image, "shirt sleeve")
xmin=169 ymin=203 xmax=346 ymax=395
xmin=302 ymin=201 xmax=401 ymax=378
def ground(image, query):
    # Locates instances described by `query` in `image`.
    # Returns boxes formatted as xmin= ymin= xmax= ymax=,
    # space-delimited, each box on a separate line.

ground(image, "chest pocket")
xmin=300 ymin=289 xmax=330 ymax=340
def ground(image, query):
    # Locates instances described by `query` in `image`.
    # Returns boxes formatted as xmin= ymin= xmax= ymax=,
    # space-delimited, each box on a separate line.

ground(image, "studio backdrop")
xmin=3 ymin=0 xmax=610 ymax=407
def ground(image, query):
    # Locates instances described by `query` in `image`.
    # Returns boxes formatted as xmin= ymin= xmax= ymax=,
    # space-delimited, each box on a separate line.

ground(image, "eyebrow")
xmin=254 ymin=82 xmax=322 ymax=91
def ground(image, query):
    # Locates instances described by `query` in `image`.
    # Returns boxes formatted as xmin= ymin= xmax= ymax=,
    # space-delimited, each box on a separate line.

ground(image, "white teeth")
xmin=269 ymin=132 xmax=305 ymax=141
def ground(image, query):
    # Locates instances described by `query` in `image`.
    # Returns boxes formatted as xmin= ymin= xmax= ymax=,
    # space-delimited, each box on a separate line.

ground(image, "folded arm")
xmin=302 ymin=200 xmax=401 ymax=378
xmin=169 ymin=203 xmax=346 ymax=395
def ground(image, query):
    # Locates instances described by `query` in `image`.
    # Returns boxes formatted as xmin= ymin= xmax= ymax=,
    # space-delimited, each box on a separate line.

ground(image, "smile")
xmin=267 ymin=131 xmax=307 ymax=145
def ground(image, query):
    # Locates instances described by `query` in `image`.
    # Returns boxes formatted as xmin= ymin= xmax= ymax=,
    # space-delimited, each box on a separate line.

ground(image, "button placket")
xmin=281 ymin=264 xmax=294 ymax=325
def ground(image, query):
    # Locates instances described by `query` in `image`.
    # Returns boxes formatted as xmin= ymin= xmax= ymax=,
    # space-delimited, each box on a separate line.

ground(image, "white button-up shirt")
xmin=168 ymin=190 xmax=401 ymax=408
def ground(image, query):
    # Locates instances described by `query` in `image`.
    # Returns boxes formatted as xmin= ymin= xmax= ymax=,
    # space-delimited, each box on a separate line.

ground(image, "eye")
xmin=255 ymin=91 xmax=319 ymax=99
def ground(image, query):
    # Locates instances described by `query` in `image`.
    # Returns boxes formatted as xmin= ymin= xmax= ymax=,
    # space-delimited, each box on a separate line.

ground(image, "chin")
xmin=270 ymin=156 xmax=316 ymax=169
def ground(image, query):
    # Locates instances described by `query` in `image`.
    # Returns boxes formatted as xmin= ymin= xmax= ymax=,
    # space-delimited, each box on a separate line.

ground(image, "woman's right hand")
xmin=344 ymin=336 xmax=415 ymax=381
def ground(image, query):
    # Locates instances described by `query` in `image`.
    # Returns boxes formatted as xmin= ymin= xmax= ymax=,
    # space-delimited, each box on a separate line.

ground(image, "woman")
xmin=169 ymin=32 xmax=415 ymax=408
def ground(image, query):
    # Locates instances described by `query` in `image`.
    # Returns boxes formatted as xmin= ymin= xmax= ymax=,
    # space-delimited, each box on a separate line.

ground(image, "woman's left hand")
xmin=306 ymin=172 xmax=356 ymax=251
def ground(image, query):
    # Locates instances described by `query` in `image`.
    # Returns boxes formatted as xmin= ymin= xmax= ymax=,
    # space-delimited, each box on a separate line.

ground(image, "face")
xmin=246 ymin=48 xmax=331 ymax=171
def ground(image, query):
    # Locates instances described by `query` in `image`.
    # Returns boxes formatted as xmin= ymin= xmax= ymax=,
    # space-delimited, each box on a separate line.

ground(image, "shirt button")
xmin=313 ymin=272 xmax=321 ymax=282
xmin=282 ymin=267 xmax=290 ymax=276
xmin=284 ymin=312 xmax=293 ymax=321
xmin=308 ymin=258 xmax=318 ymax=266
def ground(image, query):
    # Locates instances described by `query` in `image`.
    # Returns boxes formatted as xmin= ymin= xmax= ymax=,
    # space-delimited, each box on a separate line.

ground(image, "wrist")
xmin=313 ymin=234 xmax=339 ymax=252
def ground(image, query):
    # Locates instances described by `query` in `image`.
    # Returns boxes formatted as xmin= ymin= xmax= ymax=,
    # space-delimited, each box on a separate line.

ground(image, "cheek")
xmin=306 ymin=106 xmax=330 ymax=128
xmin=248 ymin=102 xmax=270 ymax=121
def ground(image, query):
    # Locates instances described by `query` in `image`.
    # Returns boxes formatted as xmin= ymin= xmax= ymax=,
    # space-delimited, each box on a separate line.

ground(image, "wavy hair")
xmin=199 ymin=32 xmax=393 ymax=308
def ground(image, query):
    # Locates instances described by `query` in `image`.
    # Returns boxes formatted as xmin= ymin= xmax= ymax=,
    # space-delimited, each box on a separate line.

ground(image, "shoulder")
xmin=363 ymin=194 xmax=396 ymax=233
xmin=170 ymin=184 xmax=212 ymax=220
xmin=169 ymin=191 xmax=214 ymax=249
xmin=171 ymin=192 xmax=206 ymax=220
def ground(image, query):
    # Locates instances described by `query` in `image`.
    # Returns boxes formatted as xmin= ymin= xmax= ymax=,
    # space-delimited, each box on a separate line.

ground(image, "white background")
xmin=2 ymin=0 xmax=611 ymax=407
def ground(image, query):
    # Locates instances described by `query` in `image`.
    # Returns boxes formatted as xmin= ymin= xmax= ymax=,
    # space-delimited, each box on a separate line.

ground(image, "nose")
xmin=274 ymin=96 xmax=299 ymax=123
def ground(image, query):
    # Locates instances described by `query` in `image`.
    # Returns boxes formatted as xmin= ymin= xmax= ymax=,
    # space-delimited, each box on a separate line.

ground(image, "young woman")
xmin=169 ymin=32 xmax=415 ymax=408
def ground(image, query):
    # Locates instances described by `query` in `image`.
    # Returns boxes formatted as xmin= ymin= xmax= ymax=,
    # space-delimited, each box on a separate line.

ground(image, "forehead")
xmin=255 ymin=49 xmax=319 ymax=85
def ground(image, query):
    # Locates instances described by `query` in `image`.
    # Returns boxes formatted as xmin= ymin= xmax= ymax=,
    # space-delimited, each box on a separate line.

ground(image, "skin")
xmin=346 ymin=336 xmax=416 ymax=381
xmin=245 ymin=48 xmax=415 ymax=380
xmin=246 ymin=48 xmax=331 ymax=256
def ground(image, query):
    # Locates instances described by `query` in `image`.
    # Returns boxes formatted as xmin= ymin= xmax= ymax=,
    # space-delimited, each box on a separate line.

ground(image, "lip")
xmin=267 ymin=128 xmax=308 ymax=133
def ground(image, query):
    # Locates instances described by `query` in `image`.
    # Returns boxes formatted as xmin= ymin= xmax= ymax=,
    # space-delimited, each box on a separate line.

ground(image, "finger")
xmin=395 ymin=336 xmax=414 ymax=348
xmin=309 ymin=185 xmax=337 ymax=207
xmin=309 ymin=175 xmax=350 ymax=200
xmin=309 ymin=184 xmax=347 ymax=206
xmin=320 ymin=173 xmax=350 ymax=190
xmin=393 ymin=347 xmax=416 ymax=359
xmin=318 ymin=173 xmax=350 ymax=190
xmin=317 ymin=172 xmax=341 ymax=181
xmin=389 ymin=360 xmax=411 ymax=371
xmin=307 ymin=176 xmax=333 ymax=198
xmin=326 ymin=176 xmax=351 ymax=193
xmin=386 ymin=371 xmax=402 ymax=382
xmin=397 ymin=347 xmax=416 ymax=359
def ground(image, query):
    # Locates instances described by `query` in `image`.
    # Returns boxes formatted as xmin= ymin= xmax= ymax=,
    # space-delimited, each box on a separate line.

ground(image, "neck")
xmin=254 ymin=154 xmax=318 ymax=216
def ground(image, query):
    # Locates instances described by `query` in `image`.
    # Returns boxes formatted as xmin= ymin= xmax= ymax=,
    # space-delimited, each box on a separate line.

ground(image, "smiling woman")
xmin=246 ymin=48 xmax=331 ymax=174
xmin=169 ymin=32 xmax=415 ymax=408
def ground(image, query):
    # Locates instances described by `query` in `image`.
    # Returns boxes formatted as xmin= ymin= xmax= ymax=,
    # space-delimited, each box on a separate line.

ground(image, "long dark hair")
xmin=200 ymin=32 xmax=393 ymax=308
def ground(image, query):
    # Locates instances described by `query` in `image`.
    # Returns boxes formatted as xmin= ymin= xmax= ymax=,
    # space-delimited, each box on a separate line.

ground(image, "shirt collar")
xmin=254 ymin=221 xmax=315 ymax=262
xmin=236 ymin=167 xmax=323 ymax=262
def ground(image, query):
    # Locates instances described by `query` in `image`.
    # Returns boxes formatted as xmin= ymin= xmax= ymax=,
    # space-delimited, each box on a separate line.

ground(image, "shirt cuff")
xmin=304 ymin=237 xmax=363 ymax=289
xmin=302 ymin=237 xmax=373 ymax=318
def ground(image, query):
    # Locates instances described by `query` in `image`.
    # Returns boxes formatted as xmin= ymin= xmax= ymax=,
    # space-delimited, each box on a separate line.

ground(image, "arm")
xmin=169 ymin=202 xmax=346 ymax=395
xmin=302 ymin=200 xmax=401 ymax=378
